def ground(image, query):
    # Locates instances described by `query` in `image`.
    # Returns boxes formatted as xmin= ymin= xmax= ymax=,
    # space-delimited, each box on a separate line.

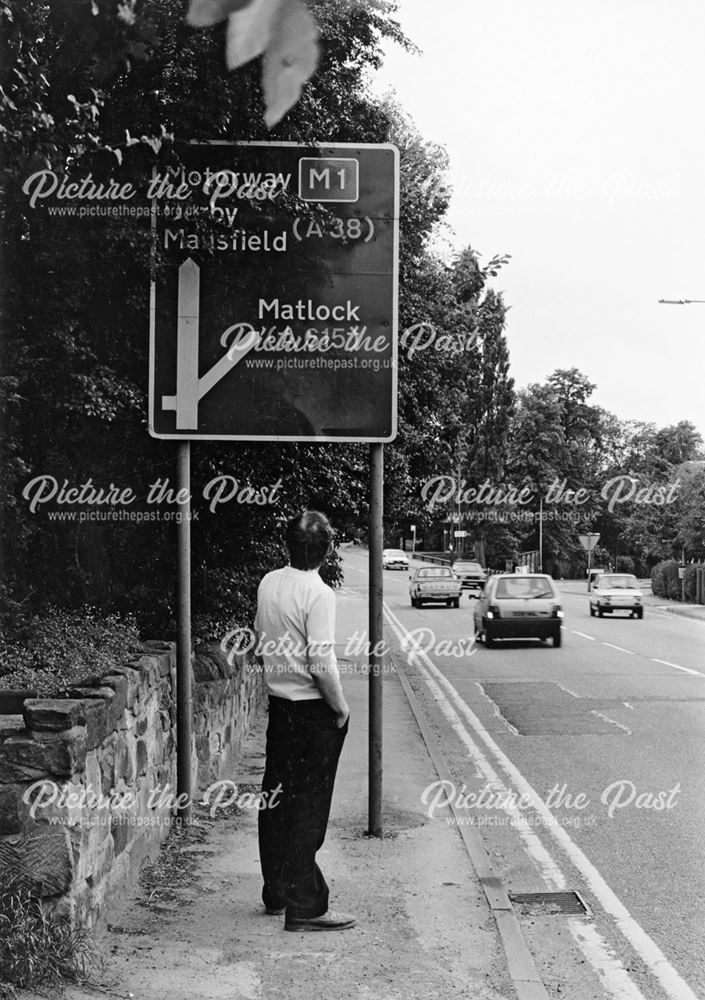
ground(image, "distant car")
xmin=589 ymin=573 xmax=643 ymax=619
xmin=452 ymin=559 xmax=487 ymax=595
xmin=382 ymin=548 xmax=409 ymax=570
xmin=473 ymin=573 xmax=564 ymax=648
xmin=409 ymin=566 xmax=462 ymax=608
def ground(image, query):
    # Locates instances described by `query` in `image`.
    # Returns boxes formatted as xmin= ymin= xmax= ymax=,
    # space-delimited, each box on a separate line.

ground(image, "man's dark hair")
xmin=286 ymin=511 xmax=334 ymax=570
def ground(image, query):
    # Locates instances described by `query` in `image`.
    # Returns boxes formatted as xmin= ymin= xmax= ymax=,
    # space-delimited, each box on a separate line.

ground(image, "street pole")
xmin=538 ymin=496 xmax=543 ymax=573
xmin=368 ymin=443 xmax=384 ymax=837
xmin=175 ymin=440 xmax=192 ymax=825
xmin=455 ymin=459 xmax=461 ymax=561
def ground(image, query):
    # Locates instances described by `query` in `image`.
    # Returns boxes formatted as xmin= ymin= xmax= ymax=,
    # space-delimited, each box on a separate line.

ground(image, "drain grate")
xmin=509 ymin=890 xmax=589 ymax=915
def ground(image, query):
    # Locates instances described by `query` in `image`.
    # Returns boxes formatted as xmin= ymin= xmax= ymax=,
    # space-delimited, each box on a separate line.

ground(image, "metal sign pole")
xmin=368 ymin=442 xmax=384 ymax=837
xmin=176 ymin=440 xmax=193 ymax=825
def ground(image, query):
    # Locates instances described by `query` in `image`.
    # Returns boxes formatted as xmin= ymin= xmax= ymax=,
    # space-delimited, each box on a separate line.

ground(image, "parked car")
xmin=382 ymin=548 xmax=409 ymax=570
xmin=409 ymin=566 xmax=462 ymax=608
xmin=473 ymin=573 xmax=564 ymax=647
xmin=452 ymin=559 xmax=487 ymax=596
xmin=589 ymin=573 xmax=643 ymax=619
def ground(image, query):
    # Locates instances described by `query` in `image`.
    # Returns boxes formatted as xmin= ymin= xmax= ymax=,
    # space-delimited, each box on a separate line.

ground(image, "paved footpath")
xmin=28 ymin=591 xmax=514 ymax=1000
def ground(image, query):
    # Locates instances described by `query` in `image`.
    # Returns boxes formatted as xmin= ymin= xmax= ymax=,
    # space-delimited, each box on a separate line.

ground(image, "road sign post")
xmin=148 ymin=142 xmax=398 ymax=829
xmin=175 ymin=441 xmax=192 ymax=826
xmin=368 ymin=443 xmax=384 ymax=838
xmin=579 ymin=533 xmax=601 ymax=590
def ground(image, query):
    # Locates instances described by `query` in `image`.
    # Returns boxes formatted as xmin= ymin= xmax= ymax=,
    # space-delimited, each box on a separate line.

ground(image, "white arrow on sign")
xmin=161 ymin=258 xmax=258 ymax=430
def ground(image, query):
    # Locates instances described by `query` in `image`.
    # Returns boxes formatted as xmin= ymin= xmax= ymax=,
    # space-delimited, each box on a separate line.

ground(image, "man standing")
xmin=254 ymin=510 xmax=355 ymax=932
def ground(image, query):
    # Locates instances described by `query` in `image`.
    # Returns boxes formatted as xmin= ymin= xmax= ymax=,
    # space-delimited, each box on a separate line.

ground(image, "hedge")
xmin=651 ymin=559 xmax=681 ymax=600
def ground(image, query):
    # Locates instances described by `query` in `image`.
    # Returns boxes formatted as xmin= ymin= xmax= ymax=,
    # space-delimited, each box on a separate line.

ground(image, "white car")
xmin=409 ymin=566 xmax=462 ymax=608
xmin=589 ymin=573 xmax=643 ymax=619
xmin=473 ymin=573 xmax=564 ymax=647
xmin=382 ymin=548 xmax=409 ymax=570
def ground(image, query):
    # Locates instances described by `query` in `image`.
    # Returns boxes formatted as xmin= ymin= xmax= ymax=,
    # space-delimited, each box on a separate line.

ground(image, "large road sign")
xmin=149 ymin=142 xmax=398 ymax=441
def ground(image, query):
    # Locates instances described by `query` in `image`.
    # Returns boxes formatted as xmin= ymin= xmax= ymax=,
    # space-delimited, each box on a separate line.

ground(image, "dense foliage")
xmin=2 ymin=0 xmax=701 ymax=667
xmin=0 ymin=606 xmax=141 ymax=694
xmin=1 ymin=0 xmax=512 ymax=644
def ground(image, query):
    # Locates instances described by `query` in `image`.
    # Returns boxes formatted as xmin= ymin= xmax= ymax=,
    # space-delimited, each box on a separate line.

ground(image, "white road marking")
xmin=590 ymin=710 xmax=632 ymax=735
xmin=384 ymin=608 xmax=566 ymax=890
xmin=475 ymin=681 xmax=520 ymax=735
xmin=651 ymin=658 xmax=705 ymax=679
xmin=384 ymin=601 xmax=700 ymax=1000
xmin=568 ymin=921 xmax=647 ymax=1000
xmin=569 ymin=624 xmax=704 ymax=679
xmin=556 ymin=683 xmax=581 ymax=698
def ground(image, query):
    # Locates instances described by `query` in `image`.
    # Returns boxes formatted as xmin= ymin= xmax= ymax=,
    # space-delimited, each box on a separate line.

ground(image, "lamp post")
xmin=659 ymin=296 xmax=703 ymax=602
xmin=456 ymin=458 xmax=462 ymax=560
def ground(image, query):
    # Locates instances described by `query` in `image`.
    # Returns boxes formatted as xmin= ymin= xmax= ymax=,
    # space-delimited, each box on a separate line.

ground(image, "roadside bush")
xmin=683 ymin=564 xmax=698 ymax=602
xmin=651 ymin=560 xmax=665 ymax=598
xmin=0 ymin=873 xmax=98 ymax=990
xmin=651 ymin=559 xmax=681 ymax=600
xmin=0 ymin=607 xmax=140 ymax=696
xmin=547 ymin=558 xmax=571 ymax=579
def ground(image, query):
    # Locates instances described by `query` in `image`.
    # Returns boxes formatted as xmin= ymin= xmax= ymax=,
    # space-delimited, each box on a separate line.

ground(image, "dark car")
xmin=452 ymin=560 xmax=487 ymax=596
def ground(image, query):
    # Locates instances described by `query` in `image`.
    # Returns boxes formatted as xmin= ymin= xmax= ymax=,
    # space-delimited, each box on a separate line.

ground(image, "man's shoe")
xmin=265 ymin=906 xmax=286 ymax=915
xmin=285 ymin=909 xmax=356 ymax=932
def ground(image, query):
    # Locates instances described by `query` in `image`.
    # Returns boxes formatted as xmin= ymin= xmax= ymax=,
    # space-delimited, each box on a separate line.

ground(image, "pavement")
xmin=26 ymin=593 xmax=515 ymax=1000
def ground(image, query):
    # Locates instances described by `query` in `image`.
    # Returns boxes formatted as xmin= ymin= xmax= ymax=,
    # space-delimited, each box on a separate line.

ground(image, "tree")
xmin=0 ymin=0 xmax=413 ymax=636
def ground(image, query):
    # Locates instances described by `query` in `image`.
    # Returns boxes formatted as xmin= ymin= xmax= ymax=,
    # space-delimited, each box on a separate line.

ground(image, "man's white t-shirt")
xmin=254 ymin=565 xmax=339 ymax=700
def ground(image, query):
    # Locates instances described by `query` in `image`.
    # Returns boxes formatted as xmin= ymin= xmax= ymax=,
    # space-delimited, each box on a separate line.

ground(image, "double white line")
xmin=383 ymin=601 xmax=699 ymax=1000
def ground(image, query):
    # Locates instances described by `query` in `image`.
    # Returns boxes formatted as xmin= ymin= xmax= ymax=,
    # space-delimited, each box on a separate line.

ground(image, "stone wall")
xmin=0 ymin=640 xmax=264 ymax=928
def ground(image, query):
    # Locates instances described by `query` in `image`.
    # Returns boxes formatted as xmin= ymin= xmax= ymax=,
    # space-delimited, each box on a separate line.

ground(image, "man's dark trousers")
xmin=259 ymin=696 xmax=348 ymax=919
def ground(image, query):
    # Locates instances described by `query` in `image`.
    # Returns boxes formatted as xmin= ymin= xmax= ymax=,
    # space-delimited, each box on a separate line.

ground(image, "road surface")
xmin=341 ymin=549 xmax=705 ymax=1000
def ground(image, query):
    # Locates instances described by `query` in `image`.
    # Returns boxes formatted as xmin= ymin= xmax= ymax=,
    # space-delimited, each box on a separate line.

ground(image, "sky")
xmin=372 ymin=0 xmax=705 ymax=437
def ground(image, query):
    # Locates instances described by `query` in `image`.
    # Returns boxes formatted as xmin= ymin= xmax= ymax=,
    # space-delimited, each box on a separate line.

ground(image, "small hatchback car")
xmin=473 ymin=573 xmax=564 ymax=647
xmin=589 ymin=573 xmax=643 ymax=619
